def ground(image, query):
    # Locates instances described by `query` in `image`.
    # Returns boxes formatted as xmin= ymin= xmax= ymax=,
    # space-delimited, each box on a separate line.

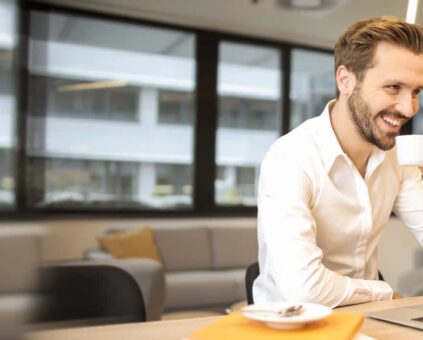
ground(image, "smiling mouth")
xmin=379 ymin=111 xmax=409 ymax=130
xmin=382 ymin=115 xmax=400 ymax=127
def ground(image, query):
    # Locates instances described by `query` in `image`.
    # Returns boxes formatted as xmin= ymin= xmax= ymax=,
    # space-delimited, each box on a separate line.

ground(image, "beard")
xmin=347 ymin=86 xmax=403 ymax=151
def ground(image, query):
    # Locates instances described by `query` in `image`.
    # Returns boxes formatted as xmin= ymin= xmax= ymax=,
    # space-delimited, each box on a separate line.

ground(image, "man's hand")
xmin=393 ymin=291 xmax=403 ymax=299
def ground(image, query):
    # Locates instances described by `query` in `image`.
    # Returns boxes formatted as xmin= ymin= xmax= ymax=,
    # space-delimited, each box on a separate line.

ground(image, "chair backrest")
xmin=245 ymin=262 xmax=259 ymax=305
xmin=38 ymin=264 xmax=146 ymax=326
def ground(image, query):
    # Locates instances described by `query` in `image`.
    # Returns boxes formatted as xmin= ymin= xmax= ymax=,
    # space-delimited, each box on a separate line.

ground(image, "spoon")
xmin=246 ymin=304 xmax=304 ymax=317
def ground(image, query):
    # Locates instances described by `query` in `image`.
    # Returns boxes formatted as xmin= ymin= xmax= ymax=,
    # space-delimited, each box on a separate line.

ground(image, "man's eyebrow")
xmin=382 ymin=79 xmax=404 ymax=85
xmin=383 ymin=79 xmax=423 ymax=89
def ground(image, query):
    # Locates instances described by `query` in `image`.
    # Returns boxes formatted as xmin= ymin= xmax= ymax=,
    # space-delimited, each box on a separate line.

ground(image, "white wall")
xmin=378 ymin=217 xmax=421 ymax=293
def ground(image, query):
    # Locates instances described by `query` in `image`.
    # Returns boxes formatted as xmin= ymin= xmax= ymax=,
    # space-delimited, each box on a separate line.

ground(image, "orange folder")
xmin=186 ymin=311 xmax=364 ymax=340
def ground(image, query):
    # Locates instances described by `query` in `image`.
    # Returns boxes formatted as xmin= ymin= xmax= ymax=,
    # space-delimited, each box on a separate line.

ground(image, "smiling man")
xmin=254 ymin=17 xmax=423 ymax=307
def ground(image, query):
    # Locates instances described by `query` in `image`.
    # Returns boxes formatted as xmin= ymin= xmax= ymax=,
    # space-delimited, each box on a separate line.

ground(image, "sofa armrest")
xmin=113 ymin=259 xmax=166 ymax=321
xmin=84 ymin=249 xmax=115 ymax=261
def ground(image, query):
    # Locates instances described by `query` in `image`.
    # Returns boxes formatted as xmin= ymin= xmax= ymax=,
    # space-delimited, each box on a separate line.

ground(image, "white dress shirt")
xmin=253 ymin=101 xmax=423 ymax=307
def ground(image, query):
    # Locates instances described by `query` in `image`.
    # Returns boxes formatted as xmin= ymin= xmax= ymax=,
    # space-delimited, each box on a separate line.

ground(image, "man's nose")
xmin=395 ymin=94 xmax=419 ymax=118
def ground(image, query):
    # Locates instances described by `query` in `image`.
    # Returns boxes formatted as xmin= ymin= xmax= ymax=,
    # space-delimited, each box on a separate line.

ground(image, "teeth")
xmin=382 ymin=116 xmax=400 ymax=126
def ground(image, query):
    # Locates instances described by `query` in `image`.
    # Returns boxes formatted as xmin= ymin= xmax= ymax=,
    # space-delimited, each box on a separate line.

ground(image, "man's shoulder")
xmin=268 ymin=118 xmax=318 ymax=158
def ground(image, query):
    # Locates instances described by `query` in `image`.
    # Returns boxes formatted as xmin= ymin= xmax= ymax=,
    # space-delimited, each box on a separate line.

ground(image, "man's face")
xmin=346 ymin=42 xmax=423 ymax=150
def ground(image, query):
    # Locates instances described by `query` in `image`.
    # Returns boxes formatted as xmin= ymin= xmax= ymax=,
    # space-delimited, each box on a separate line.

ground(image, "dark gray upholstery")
xmin=245 ymin=262 xmax=259 ymax=305
xmin=38 ymin=264 xmax=147 ymax=326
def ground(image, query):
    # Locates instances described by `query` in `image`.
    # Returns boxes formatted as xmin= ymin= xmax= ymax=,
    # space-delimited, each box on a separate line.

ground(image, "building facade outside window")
xmin=29 ymin=76 xmax=140 ymax=121
xmin=215 ymin=41 xmax=281 ymax=206
xmin=158 ymin=90 xmax=194 ymax=125
xmin=290 ymin=49 xmax=335 ymax=130
xmin=413 ymin=98 xmax=423 ymax=134
xmin=219 ymin=96 xmax=277 ymax=131
xmin=27 ymin=10 xmax=196 ymax=209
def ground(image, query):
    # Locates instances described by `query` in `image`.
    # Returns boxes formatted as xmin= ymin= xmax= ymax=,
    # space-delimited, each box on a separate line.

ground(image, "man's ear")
xmin=336 ymin=65 xmax=356 ymax=96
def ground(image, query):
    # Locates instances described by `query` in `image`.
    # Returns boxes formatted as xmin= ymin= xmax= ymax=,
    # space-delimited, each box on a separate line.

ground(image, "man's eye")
xmin=385 ymin=85 xmax=401 ymax=94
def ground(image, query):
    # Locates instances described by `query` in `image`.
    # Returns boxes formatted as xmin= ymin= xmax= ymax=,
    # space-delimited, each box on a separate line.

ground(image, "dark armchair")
xmin=38 ymin=264 xmax=147 ymax=326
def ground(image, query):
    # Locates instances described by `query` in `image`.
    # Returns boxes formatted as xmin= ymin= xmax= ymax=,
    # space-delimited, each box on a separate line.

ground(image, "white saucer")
xmin=242 ymin=302 xmax=332 ymax=330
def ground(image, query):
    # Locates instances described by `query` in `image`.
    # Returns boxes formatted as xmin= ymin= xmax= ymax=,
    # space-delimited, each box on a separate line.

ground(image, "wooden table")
xmin=25 ymin=296 xmax=423 ymax=340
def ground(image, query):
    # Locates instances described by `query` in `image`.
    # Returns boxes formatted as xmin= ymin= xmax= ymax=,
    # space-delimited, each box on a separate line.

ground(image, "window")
xmin=154 ymin=163 xmax=192 ymax=207
xmin=4 ymin=5 xmax=340 ymax=216
xmin=215 ymin=41 xmax=281 ymax=206
xmin=30 ymin=157 xmax=138 ymax=208
xmin=29 ymin=76 xmax=139 ymax=121
xmin=219 ymin=96 xmax=277 ymax=130
xmin=0 ymin=149 xmax=14 ymax=207
xmin=27 ymin=10 xmax=196 ymax=210
xmin=413 ymin=97 xmax=423 ymax=134
xmin=158 ymin=90 xmax=194 ymax=125
xmin=0 ymin=0 xmax=17 ymax=208
xmin=215 ymin=165 xmax=257 ymax=206
xmin=290 ymin=49 xmax=335 ymax=130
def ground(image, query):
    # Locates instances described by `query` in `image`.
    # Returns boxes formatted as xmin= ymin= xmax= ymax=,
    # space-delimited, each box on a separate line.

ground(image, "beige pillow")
xmin=97 ymin=227 xmax=161 ymax=262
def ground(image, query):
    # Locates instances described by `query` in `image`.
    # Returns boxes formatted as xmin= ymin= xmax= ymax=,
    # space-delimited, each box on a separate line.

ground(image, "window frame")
xmin=4 ymin=1 xmax=340 ymax=220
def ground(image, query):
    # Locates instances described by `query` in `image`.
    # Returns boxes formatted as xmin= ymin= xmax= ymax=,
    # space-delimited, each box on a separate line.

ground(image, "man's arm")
xmin=257 ymin=150 xmax=393 ymax=307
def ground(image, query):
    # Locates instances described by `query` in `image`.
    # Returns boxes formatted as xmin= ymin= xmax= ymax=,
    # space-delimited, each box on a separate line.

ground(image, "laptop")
xmin=367 ymin=303 xmax=423 ymax=330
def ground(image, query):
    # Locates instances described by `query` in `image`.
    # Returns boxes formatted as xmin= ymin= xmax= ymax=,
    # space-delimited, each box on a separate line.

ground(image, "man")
xmin=253 ymin=16 xmax=423 ymax=307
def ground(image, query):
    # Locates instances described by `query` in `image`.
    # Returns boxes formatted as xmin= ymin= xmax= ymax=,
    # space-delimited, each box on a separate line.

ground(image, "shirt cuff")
xmin=345 ymin=279 xmax=393 ymax=306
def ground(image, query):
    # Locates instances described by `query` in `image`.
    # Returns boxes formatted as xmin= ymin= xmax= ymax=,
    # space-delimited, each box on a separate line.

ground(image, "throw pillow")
xmin=97 ymin=227 xmax=161 ymax=262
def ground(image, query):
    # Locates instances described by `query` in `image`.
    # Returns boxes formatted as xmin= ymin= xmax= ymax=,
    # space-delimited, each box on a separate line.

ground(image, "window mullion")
xmin=193 ymin=32 xmax=218 ymax=213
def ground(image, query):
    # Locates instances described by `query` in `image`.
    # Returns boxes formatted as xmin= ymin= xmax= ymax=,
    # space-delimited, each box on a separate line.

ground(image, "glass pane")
xmin=158 ymin=90 xmax=194 ymax=125
xmin=216 ymin=41 xmax=281 ymax=206
xmin=27 ymin=11 xmax=196 ymax=209
xmin=414 ymin=96 xmax=423 ymax=134
xmin=415 ymin=97 xmax=423 ymax=174
xmin=290 ymin=49 xmax=335 ymax=130
xmin=0 ymin=0 xmax=17 ymax=208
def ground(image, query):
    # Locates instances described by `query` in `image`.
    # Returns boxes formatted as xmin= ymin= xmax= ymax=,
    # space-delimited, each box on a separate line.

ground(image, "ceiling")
xmin=29 ymin=8 xmax=335 ymax=74
xmin=32 ymin=0 xmax=419 ymax=49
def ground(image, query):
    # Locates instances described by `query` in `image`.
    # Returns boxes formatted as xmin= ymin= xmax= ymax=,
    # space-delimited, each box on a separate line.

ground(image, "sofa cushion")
xmin=97 ymin=227 xmax=161 ymax=262
xmin=210 ymin=227 xmax=258 ymax=269
xmin=154 ymin=227 xmax=212 ymax=271
xmin=164 ymin=269 xmax=245 ymax=310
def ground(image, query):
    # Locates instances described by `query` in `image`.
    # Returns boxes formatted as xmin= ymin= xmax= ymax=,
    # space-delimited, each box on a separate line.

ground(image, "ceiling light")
xmin=406 ymin=0 xmax=419 ymax=23
xmin=290 ymin=0 xmax=322 ymax=9
xmin=275 ymin=0 xmax=350 ymax=11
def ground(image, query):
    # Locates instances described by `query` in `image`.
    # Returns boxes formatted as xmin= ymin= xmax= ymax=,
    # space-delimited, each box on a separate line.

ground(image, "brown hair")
xmin=334 ymin=16 xmax=423 ymax=98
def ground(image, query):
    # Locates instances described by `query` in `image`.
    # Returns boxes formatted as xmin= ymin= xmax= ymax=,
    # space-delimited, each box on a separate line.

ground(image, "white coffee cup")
xmin=395 ymin=135 xmax=423 ymax=166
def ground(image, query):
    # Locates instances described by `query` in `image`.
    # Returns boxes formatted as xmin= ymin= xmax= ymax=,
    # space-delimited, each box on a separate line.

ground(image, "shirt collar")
xmin=366 ymin=146 xmax=387 ymax=178
xmin=315 ymin=100 xmax=387 ymax=175
xmin=316 ymin=100 xmax=345 ymax=173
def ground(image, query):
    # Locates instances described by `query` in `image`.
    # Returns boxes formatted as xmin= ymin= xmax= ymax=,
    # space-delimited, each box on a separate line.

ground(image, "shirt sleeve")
xmin=257 ymin=149 xmax=393 ymax=307
xmin=394 ymin=166 xmax=423 ymax=245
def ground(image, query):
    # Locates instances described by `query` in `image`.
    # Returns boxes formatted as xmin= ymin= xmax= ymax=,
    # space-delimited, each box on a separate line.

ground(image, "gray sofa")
xmin=0 ymin=229 xmax=43 ymax=339
xmin=86 ymin=225 xmax=258 ymax=317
